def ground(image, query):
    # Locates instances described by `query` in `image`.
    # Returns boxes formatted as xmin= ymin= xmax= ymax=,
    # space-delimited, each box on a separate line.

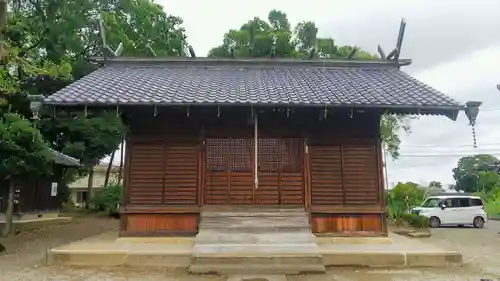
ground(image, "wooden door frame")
xmin=201 ymin=136 xmax=307 ymax=206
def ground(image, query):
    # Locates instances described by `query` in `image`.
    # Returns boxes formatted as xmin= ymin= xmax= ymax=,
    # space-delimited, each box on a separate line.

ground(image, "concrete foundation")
xmin=47 ymin=231 xmax=462 ymax=270
xmin=47 ymin=224 xmax=463 ymax=274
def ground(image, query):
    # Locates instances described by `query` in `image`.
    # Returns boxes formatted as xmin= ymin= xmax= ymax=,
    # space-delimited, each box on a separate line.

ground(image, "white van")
xmin=410 ymin=194 xmax=487 ymax=228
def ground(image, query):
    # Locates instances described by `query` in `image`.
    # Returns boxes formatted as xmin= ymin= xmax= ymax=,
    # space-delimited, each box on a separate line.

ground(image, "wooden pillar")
xmin=120 ymin=134 xmax=131 ymax=234
xmin=198 ymin=126 xmax=205 ymax=206
xmin=304 ymin=138 xmax=311 ymax=211
xmin=376 ymin=138 xmax=387 ymax=234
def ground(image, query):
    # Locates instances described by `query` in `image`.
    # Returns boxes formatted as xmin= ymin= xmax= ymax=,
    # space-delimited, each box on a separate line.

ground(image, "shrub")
xmin=90 ymin=182 xmax=123 ymax=217
xmin=402 ymin=213 xmax=429 ymax=229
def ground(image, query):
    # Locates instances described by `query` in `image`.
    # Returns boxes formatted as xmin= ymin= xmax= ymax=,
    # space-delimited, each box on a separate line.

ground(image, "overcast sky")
xmin=107 ymin=0 xmax=500 ymax=187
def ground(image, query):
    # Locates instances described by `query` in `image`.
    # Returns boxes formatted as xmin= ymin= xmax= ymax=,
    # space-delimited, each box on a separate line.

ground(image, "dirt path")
xmin=0 ymin=217 xmax=499 ymax=281
xmin=0 ymin=214 xmax=118 ymax=273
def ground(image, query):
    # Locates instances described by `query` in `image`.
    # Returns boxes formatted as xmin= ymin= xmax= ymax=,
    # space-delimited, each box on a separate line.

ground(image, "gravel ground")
xmin=0 ymin=216 xmax=499 ymax=281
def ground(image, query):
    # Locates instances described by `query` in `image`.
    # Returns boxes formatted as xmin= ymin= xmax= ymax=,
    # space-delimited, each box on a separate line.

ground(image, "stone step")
xmin=189 ymin=263 xmax=326 ymax=275
xmin=200 ymin=206 xmax=305 ymax=213
xmin=191 ymin=255 xmax=323 ymax=265
xmin=200 ymin=215 xmax=310 ymax=222
xmin=192 ymin=243 xmax=320 ymax=254
xmin=201 ymin=212 xmax=309 ymax=218
xmin=199 ymin=217 xmax=310 ymax=229
xmin=194 ymin=232 xmax=317 ymax=244
xmin=199 ymin=226 xmax=312 ymax=234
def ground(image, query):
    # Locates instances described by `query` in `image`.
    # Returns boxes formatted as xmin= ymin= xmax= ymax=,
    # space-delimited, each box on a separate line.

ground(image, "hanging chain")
xmin=471 ymin=124 xmax=477 ymax=148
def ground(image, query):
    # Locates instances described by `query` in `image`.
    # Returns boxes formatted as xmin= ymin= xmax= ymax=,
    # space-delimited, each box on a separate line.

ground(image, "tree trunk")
xmin=104 ymin=150 xmax=115 ymax=187
xmin=0 ymin=0 xmax=9 ymax=63
xmin=117 ymin=137 xmax=124 ymax=184
xmin=85 ymin=167 xmax=94 ymax=209
xmin=1 ymin=180 xmax=15 ymax=237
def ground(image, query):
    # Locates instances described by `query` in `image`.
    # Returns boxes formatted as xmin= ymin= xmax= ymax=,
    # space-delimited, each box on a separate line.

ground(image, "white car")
xmin=410 ymin=194 xmax=487 ymax=228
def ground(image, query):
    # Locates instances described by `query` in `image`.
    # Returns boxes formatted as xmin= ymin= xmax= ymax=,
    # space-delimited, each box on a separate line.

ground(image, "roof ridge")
xmin=90 ymin=56 xmax=412 ymax=69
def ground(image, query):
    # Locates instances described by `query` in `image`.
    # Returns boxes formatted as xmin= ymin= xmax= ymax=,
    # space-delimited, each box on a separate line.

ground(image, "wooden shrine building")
xmin=44 ymin=57 xmax=466 ymax=237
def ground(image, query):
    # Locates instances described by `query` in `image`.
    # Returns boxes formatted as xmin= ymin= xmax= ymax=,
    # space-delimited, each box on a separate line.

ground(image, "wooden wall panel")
xmin=255 ymin=173 xmax=280 ymax=204
xmin=309 ymin=146 xmax=343 ymax=205
xmin=164 ymin=143 xmax=199 ymax=205
xmin=128 ymin=142 xmax=165 ymax=205
xmin=309 ymin=142 xmax=380 ymax=207
xmin=342 ymin=144 xmax=379 ymax=205
xmin=280 ymin=172 xmax=304 ymax=205
xmin=123 ymin=213 xmax=199 ymax=236
xmin=311 ymin=214 xmax=385 ymax=236
xmin=126 ymin=140 xmax=200 ymax=206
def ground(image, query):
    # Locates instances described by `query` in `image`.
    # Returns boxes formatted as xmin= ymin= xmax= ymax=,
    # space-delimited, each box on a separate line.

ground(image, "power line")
xmin=397 ymin=155 xmax=498 ymax=159
xmin=401 ymin=142 xmax=500 ymax=148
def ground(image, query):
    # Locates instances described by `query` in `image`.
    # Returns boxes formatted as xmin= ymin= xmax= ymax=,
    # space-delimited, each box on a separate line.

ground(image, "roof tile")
xmin=44 ymin=62 xmax=462 ymax=111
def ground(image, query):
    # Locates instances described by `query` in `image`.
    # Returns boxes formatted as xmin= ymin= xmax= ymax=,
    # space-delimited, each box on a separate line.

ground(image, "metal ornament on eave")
xmin=464 ymin=101 xmax=482 ymax=149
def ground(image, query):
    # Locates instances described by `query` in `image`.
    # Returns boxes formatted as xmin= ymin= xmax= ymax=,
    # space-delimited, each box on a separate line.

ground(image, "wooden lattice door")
xmin=204 ymin=138 xmax=254 ymax=205
xmin=203 ymin=137 xmax=305 ymax=206
xmin=255 ymin=138 xmax=304 ymax=205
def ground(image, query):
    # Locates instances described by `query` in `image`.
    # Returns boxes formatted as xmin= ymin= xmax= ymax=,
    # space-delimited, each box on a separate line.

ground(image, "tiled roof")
xmin=44 ymin=58 xmax=463 ymax=115
xmin=49 ymin=148 xmax=81 ymax=167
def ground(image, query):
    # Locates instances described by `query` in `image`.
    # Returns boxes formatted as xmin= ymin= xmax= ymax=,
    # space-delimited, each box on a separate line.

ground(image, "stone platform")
xmin=47 ymin=231 xmax=462 ymax=270
xmin=47 ymin=209 xmax=462 ymax=273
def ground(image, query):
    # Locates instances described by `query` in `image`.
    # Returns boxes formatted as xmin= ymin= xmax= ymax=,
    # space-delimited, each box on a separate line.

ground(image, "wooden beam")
xmin=115 ymin=42 xmax=124 ymax=56
xmin=346 ymin=47 xmax=357 ymax=59
xmin=308 ymin=48 xmax=316 ymax=59
xmin=198 ymin=127 xmax=205 ymax=206
xmin=304 ymin=139 xmax=311 ymax=211
xmin=377 ymin=45 xmax=386 ymax=60
xmin=188 ymin=45 xmax=196 ymax=58
xmin=394 ymin=18 xmax=406 ymax=61
xmin=386 ymin=48 xmax=397 ymax=60
xmin=98 ymin=14 xmax=107 ymax=61
xmin=270 ymin=46 xmax=277 ymax=58
xmin=145 ymin=43 xmax=157 ymax=57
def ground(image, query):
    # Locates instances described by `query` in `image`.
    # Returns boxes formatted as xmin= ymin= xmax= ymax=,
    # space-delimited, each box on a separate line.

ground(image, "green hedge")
xmin=90 ymin=182 xmax=123 ymax=217
xmin=401 ymin=213 xmax=429 ymax=228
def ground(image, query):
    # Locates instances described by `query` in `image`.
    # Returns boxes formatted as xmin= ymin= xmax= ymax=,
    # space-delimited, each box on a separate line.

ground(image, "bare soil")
xmin=0 ymin=215 xmax=499 ymax=281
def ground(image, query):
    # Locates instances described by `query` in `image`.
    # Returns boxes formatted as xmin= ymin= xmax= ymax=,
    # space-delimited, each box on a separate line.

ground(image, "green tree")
xmin=453 ymin=154 xmax=499 ymax=193
xmin=6 ymin=0 xmax=188 ymax=206
xmin=477 ymin=171 xmax=499 ymax=192
xmin=208 ymin=10 xmax=411 ymax=158
xmin=0 ymin=113 xmax=52 ymax=236
xmin=429 ymin=181 xmax=442 ymax=188
xmin=391 ymin=182 xmax=426 ymax=208
xmin=10 ymin=0 xmax=188 ymax=77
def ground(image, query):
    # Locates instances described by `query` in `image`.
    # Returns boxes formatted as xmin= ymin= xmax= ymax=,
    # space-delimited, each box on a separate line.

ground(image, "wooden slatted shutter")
xmin=229 ymin=138 xmax=253 ymax=205
xmin=279 ymin=138 xmax=304 ymax=205
xmin=310 ymin=145 xmax=343 ymax=205
xmin=342 ymin=144 xmax=379 ymax=205
xmin=164 ymin=141 xmax=199 ymax=205
xmin=204 ymin=138 xmax=230 ymax=205
xmin=256 ymin=138 xmax=279 ymax=205
xmin=128 ymin=142 xmax=165 ymax=205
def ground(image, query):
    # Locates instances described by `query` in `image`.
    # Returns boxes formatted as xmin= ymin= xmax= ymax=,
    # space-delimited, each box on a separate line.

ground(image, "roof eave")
xmin=49 ymin=148 xmax=81 ymax=167
xmin=41 ymin=101 xmax=464 ymax=120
